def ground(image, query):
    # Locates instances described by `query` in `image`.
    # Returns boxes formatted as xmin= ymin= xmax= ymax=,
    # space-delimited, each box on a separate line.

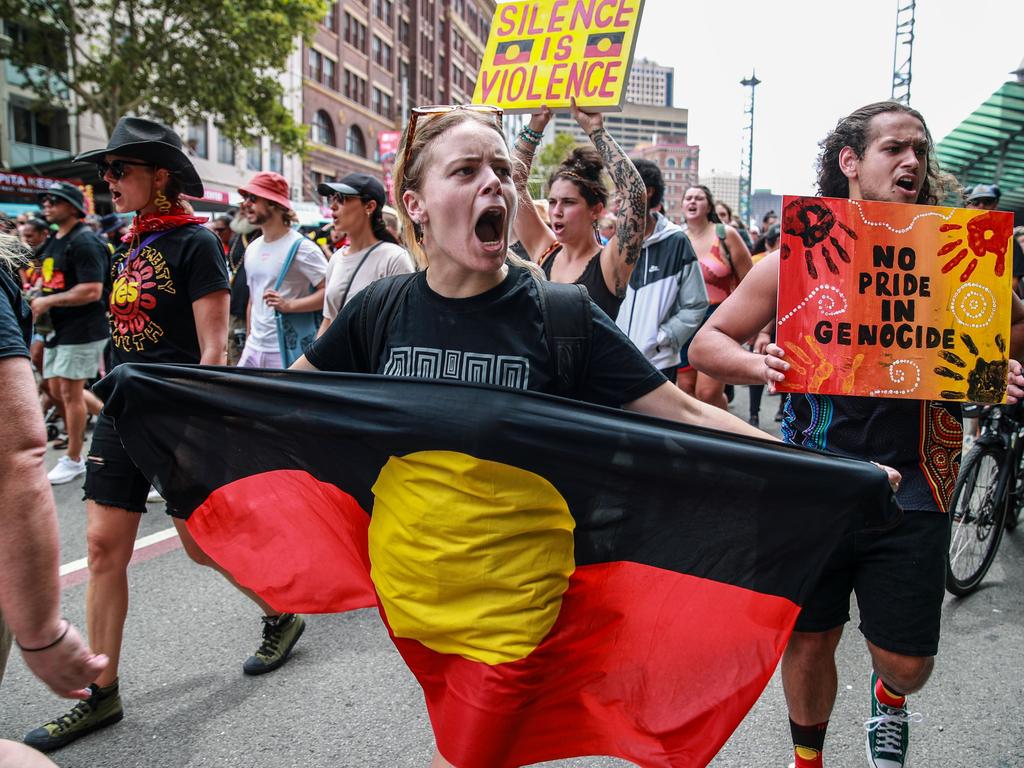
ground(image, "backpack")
xmin=357 ymin=271 xmax=593 ymax=398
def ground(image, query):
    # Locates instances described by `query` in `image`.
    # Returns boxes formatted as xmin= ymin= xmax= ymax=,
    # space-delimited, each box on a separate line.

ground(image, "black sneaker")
xmin=243 ymin=614 xmax=305 ymax=675
xmin=24 ymin=683 xmax=123 ymax=752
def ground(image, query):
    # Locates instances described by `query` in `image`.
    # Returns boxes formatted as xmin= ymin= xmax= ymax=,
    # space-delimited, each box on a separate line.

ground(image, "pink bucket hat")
xmin=239 ymin=171 xmax=293 ymax=210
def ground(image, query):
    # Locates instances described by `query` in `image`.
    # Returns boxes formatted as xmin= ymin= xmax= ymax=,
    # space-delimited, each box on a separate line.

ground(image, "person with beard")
xmin=689 ymin=101 xmax=1024 ymax=768
xmin=237 ymin=172 xmax=326 ymax=369
xmin=225 ymin=207 xmax=259 ymax=365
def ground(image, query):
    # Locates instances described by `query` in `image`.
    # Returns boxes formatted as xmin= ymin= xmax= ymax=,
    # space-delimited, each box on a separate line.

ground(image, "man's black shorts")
xmin=794 ymin=508 xmax=950 ymax=657
xmin=83 ymin=410 xmax=166 ymax=515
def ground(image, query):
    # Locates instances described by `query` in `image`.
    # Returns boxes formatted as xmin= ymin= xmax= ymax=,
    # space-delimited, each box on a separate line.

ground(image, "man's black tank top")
xmin=540 ymin=246 xmax=622 ymax=319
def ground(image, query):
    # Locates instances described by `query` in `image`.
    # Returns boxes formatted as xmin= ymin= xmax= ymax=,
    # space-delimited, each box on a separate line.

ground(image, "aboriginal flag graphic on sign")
xmin=584 ymin=31 xmax=624 ymax=58
xmin=96 ymin=365 xmax=898 ymax=768
xmin=493 ymin=38 xmax=533 ymax=65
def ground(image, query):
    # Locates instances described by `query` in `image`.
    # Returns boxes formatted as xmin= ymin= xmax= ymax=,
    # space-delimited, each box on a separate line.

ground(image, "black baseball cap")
xmin=965 ymin=183 xmax=1000 ymax=204
xmin=38 ymin=181 xmax=87 ymax=214
xmin=317 ymin=173 xmax=386 ymax=210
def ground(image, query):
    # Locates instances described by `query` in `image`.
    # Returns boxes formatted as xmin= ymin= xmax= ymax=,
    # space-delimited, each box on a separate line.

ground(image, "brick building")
xmin=302 ymin=0 xmax=494 ymax=202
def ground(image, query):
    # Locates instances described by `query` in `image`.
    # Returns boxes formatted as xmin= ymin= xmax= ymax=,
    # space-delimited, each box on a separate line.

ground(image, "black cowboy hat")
xmin=75 ymin=117 xmax=204 ymax=197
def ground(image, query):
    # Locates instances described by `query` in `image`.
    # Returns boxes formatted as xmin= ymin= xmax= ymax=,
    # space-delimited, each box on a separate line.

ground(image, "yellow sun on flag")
xmin=369 ymin=451 xmax=575 ymax=665
xmin=597 ymin=38 xmax=612 ymax=53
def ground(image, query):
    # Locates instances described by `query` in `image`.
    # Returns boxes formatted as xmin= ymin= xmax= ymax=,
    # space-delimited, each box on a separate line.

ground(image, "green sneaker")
xmin=865 ymin=672 xmax=922 ymax=768
xmin=24 ymin=683 xmax=124 ymax=752
xmin=243 ymin=613 xmax=305 ymax=675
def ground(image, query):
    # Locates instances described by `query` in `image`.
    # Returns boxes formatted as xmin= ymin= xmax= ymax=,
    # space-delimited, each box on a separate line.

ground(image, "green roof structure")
xmin=936 ymin=75 xmax=1024 ymax=214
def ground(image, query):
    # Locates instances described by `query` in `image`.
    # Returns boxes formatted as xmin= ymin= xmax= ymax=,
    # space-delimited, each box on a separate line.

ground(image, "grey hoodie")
xmin=615 ymin=212 xmax=708 ymax=369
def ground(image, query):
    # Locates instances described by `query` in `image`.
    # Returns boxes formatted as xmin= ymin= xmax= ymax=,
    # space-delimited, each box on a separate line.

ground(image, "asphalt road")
xmin=2 ymin=387 xmax=1022 ymax=768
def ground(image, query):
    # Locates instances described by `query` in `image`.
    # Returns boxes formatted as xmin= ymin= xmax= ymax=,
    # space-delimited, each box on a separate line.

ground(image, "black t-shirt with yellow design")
xmin=37 ymin=222 xmax=110 ymax=346
xmin=108 ymin=224 xmax=229 ymax=366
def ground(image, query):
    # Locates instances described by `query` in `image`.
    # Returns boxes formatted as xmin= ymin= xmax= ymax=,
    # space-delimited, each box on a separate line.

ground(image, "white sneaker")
xmin=48 ymin=456 xmax=86 ymax=485
xmin=147 ymin=487 xmax=164 ymax=503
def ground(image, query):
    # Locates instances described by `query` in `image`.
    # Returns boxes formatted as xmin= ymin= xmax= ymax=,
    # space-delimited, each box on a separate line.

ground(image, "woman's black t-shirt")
xmin=305 ymin=264 xmax=665 ymax=407
xmin=0 ymin=267 xmax=31 ymax=359
xmin=108 ymin=225 xmax=229 ymax=366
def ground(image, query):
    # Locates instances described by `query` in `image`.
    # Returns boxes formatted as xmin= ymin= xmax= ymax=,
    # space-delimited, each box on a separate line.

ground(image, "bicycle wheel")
xmin=946 ymin=444 xmax=1008 ymax=596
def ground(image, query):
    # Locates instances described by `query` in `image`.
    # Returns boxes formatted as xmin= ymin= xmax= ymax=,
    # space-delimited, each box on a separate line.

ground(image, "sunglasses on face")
xmin=241 ymin=193 xmax=262 ymax=204
xmin=329 ymin=193 xmax=361 ymax=206
xmin=40 ymin=195 xmax=64 ymax=206
xmin=402 ymin=104 xmax=504 ymax=173
xmin=96 ymin=159 xmax=155 ymax=180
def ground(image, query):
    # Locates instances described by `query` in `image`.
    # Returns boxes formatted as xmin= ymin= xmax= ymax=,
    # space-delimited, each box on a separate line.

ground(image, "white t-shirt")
xmin=244 ymin=230 xmax=327 ymax=352
xmin=322 ymin=241 xmax=416 ymax=322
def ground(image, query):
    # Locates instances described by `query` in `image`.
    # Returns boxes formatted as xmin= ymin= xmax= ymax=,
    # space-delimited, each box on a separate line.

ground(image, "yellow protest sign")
xmin=472 ymin=0 xmax=645 ymax=113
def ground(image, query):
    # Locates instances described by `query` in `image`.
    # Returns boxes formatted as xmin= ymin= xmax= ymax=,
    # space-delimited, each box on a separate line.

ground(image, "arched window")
xmin=346 ymin=125 xmax=367 ymax=157
xmin=311 ymin=110 xmax=335 ymax=146
xmin=665 ymin=157 xmax=676 ymax=168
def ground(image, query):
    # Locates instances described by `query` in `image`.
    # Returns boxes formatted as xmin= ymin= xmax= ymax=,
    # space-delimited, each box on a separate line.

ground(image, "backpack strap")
xmin=358 ymin=272 xmax=418 ymax=372
xmin=531 ymin=274 xmax=593 ymax=398
xmin=273 ymin=235 xmax=305 ymax=291
xmin=715 ymin=222 xmax=733 ymax=268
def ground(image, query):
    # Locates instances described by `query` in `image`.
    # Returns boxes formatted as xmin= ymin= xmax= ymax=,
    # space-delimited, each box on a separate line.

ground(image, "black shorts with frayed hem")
xmin=794 ymin=508 xmax=950 ymax=658
xmin=83 ymin=411 xmax=164 ymax=515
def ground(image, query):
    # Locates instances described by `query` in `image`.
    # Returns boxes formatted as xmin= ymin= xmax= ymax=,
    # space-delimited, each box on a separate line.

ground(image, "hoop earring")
xmin=153 ymin=190 xmax=171 ymax=213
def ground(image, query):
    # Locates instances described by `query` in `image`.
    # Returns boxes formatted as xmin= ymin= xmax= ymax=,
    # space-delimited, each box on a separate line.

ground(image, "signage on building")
xmin=775 ymin=195 xmax=1012 ymax=403
xmin=190 ymin=188 xmax=230 ymax=204
xmin=0 ymin=172 xmax=77 ymax=197
xmin=473 ymin=0 xmax=645 ymax=113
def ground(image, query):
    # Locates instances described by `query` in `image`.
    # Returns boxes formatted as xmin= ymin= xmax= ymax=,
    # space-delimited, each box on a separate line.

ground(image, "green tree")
xmin=0 ymin=0 xmax=324 ymax=154
xmin=527 ymin=131 xmax=578 ymax=198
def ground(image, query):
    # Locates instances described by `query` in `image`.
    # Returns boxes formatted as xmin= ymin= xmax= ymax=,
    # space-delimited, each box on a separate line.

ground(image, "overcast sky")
xmin=634 ymin=0 xmax=1024 ymax=196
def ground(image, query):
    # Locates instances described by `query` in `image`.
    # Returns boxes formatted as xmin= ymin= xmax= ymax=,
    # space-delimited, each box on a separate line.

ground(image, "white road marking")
xmin=59 ymin=526 xmax=179 ymax=576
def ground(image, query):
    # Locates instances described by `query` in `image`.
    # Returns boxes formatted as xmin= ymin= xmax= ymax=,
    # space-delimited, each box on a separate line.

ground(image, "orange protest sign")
xmin=472 ymin=0 xmax=645 ymax=113
xmin=775 ymin=195 xmax=1014 ymax=403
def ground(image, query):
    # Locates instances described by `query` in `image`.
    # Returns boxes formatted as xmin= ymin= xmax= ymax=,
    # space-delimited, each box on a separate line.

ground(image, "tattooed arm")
xmin=574 ymin=104 xmax=646 ymax=298
xmin=511 ymin=108 xmax=557 ymax=260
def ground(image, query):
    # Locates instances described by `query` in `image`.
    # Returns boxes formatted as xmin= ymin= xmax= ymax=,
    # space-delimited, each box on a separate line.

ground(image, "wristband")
xmin=16 ymin=618 xmax=69 ymax=653
xmin=522 ymin=125 xmax=544 ymax=141
xmin=517 ymin=130 xmax=541 ymax=148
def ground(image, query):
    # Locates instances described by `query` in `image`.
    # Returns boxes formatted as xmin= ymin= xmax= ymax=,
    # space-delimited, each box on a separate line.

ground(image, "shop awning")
xmin=936 ymin=78 xmax=1024 ymax=213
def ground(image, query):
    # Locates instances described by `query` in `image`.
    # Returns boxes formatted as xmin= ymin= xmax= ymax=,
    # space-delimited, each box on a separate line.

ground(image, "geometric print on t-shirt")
xmin=384 ymin=346 xmax=530 ymax=389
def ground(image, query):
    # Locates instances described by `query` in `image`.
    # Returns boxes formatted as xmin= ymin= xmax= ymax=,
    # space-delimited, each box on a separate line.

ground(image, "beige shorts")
xmin=43 ymin=338 xmax=107 ymax=381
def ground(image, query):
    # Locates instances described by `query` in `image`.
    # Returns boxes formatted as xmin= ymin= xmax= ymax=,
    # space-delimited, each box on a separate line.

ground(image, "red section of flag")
xmin=186 ymin=470 xmax=377 ymax=615
xmin=388 ymin=560 xmax=798 ymax=768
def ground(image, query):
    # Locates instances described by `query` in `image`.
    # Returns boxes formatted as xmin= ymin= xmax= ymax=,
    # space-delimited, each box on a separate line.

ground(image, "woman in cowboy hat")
xmin=25 ymin=117 xmax=300 ymax=753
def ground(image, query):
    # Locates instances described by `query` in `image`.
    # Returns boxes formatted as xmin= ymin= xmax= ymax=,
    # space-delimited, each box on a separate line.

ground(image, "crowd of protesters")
xmin=1 ymin=95 xmax=1022 ymax=768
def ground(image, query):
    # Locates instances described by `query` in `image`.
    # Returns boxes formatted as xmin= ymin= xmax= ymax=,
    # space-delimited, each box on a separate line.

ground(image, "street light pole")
xmin=739 ymin=71 xmax=761 ymax=228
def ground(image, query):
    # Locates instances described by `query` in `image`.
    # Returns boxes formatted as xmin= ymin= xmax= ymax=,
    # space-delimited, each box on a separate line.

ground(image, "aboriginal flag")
xmin=493 ymin=38 xmax=533 ymax=65
xmin=96 ymin=365 xmax=897 ymax=768
xmin=584 ymin=31 xmax=624 ymax=58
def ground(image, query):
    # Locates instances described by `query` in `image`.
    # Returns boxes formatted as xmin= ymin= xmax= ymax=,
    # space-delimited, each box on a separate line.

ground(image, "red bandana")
xmin=121 ymin=205 xmax=206 ymax=242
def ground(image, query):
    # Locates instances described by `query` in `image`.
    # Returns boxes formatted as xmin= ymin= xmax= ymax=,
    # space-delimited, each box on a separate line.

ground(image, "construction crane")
xmin=891 ymin=1 xmax=916 ymax=104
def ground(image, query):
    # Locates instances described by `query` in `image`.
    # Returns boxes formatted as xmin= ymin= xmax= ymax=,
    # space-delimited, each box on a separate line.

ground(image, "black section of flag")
xmin=96 ymin=365 xmax=898 ymax=605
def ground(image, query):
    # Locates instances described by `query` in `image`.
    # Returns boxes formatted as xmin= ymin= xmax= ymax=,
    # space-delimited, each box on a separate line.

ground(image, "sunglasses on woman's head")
xmin=402 ymin=104 xmax=504 ymax=172
xmin=97 ymin=159 xmax=155 ymax=180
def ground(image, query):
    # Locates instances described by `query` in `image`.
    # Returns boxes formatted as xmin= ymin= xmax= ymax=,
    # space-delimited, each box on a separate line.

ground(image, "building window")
xmin=269 ymin=143 xmax=284 ymax=174
xmin=344 ymin=13 xmax=367 ymax=52
xmin=308 ymin=49 xmax=322 ymax=82
xmin=323 ymin=57 xmax=336 ymax=89
xmin=372 ymin=87 xmax=392 ymax=119
xmin=373 ymin=0 xmax=393 ymax=26
xmin=217 ymin=132 xmax=235 ymax=165
xmin=246 ymin=142 xmax=262 ymax=171
xmin=666 ymin=157 xmax=676 ymax=167
xmin=311 ymin=110 xmax=336 ymax=146
xmin=345 ymin=70 xmax=367 ymax=105
xmin=398 ymin=18 xmax=410 ymax=45
xmin=324 ymin=2 xmax=336 ymax=31
xmin=372 ymin=36 xmax=393 ymax=69
xmin=346 ymin=125 xmax=367 ymax=157
xmin=186 ymin=122 xmax=208 ymax=158
xmin=9 ymin=100 xmax=71 ymax=152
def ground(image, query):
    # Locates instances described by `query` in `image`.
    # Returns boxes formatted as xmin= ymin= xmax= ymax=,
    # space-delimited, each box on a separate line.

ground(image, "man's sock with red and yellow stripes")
xmin=790 ymin=718 xmax=829 ymax=767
